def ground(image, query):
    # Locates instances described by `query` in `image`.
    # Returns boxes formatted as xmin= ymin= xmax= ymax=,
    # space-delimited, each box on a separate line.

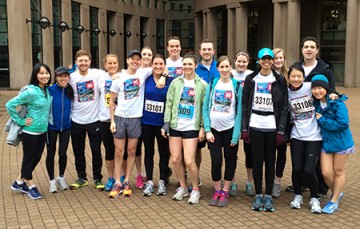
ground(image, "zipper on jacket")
xmin=60 ymin=87 xmax=64 ymax=132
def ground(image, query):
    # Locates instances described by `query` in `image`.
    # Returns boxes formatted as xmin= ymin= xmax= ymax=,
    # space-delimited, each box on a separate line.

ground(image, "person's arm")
xmin=231 ymin=84 xmax=243 ymax=145
xmin=109 ymin=92 xmax=118 ymax=133
xmin=316 ymin=101 xmax=349 ymax=131
xmin=202 ymin=84 xmax=212 ymax=133
xmin=5 ymin=88 xmax=32 ymax=126
xmin=161 ymin=81 xmax=175 ymax=137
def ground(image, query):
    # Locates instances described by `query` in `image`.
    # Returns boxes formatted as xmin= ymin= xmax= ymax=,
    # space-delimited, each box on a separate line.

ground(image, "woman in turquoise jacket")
xmin=312 ymin=74 xmax=354 ymax=214
xmin=161 ymin=53 xmax=207 ymax=204
xmin=6 ymin=63 xmax=52 ymax=200
xmin=202 ymin=56 xmax=242 ymax=207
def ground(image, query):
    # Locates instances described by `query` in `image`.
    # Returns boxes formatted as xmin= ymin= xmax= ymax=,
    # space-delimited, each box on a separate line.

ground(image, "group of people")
xmin=6 ymin=36 xmax=354 ymax=215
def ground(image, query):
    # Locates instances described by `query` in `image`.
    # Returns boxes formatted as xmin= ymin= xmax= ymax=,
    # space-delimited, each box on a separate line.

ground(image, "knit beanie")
xmin=311 ymin=74 xmax=329 ymax=91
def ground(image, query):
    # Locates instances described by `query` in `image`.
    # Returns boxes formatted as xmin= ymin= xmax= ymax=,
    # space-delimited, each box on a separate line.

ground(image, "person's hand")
xmin=198 ymin=127 xmax=205 ymax=142
xmin=111 ymin=73 xmax=121 ymax=80
xmin=316 ymin=112 xmax=322 ymax=120
xmin=329 ymin=93 xmax=338 ymax=100
xmin=110 ymin=122 xmax=116 ymax=133
xmin=161 ymin=122 xmax=170 ymax=138
xmin=206 ymin=132 xmax=214 ymax=143
xmin=241 ymin=131 xmax=250 ymax=144
xmin=24 ymin=118 xmax=33 ymax=126
xmin=276 ymin=133 xmax=284 ymax=147
xmin=156 ymin=75 xmax=166 ymax=89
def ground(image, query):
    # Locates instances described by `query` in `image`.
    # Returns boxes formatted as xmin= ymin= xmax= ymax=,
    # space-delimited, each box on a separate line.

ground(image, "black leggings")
xmin=21 ymin=132 xmax=46 ymax=180
xmin=275 ymin=143 xmax=287 ymax=178
xmin=290 ymin=138 xmax=321 ymax=198
xmin=123 ymin=137 xmax=142 ymax=160
xmin=99 ymin=122 xmax=115 ymax=161
xmin=243 ymin=141 xmax=252 ymax=169
xmin=46 ymin=129 xmax=71 ymax=180
xmin=208 ymin=128 xmax=238 ymax=182
xmin=250 ymin=128 xmax=276 ymax=195
xmin=142 ymin=124 xmax=170 ymax=181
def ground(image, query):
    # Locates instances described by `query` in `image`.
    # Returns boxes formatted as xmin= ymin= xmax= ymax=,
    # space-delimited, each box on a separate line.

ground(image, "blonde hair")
xmin=272 ymin=48 xmax=288 ymax=77
xmin=103 ymin=54 xmax=119 ymax=65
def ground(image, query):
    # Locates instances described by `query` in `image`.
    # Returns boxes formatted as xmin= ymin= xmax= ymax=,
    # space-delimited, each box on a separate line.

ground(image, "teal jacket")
xmin=164 ymin=74 xmax=207 ymax=130
xmin=202 ymin=77 xmax=242 ymax=144
xmin=6 ymin=85 xmax=52 ymax=133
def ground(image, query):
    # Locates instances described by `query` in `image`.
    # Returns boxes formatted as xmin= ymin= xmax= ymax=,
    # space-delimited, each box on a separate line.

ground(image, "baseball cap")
xmin=127 ymin=49 xmax=142 ymax=58
xmin=257 ymin=48 xmax=274 ymax=59
xmin=55 ymin=66 xmax=70 ymax=76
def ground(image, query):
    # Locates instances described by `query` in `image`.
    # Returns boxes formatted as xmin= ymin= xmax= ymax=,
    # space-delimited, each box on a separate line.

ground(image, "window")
xmin=179 ymin=4 xmax=183 ymax=12
xmin=31 ymin=0 xmax=42 ymax=65
xmin=187 ymin=5 xmax=192 ymax=13
xmin=0 ymin=0 xmax=9 ymax=87
xmin=71 ymin=1 xmax=81 ymax=60
xmin=52 ymin=0 xmax=62 ymax=67
xmin=90 ymin=6 xmax=99 ymax=68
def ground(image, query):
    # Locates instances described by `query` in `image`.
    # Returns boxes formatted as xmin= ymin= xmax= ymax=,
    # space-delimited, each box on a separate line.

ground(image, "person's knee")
xmin=333 ymin=167 xmax=344 ymax=177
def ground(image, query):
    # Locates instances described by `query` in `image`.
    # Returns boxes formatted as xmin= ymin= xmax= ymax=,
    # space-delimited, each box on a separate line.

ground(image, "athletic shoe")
xmin=11 ymin=181 xmax=29 ymax=194
xmin=228 ymin=183 xmax=238 ymax=196
xmin=157 ymin=180 xmax=167 ymax=196
xmin=143 ymin=181 xmax=154 ymax=196
xmin=104 ymin=177 xmax=115 ymax=191
xmin=27 ymin=187 xmax=42 ymax=200
xmin=252 ymin=194 xmax=264 ymax=211
xmin=172 ymin=187 xmax=189 ymax=201
xmin=272 ymin=182 xmax=281 ymax=198
xmin=70 ymin=178 xmax=88 ymax=189
xmin=290 ymin=195 xmax=303 ymax=209
xmin=120 ymin=175 xmax=125 ymax=184
xmin=317 ymin=193 xmax=327 ymax=202
xmin=285 ymin=185 xmax=294 ymax=192
xmin=57 ymin=176 xmax=68 ymax=190
xmin=188 ymin=190 xmax=201 ymax=204
xmin=263 ymin=195 xmax=275 ymax=212
xmin=123 ymin=182 xmax=132 ymax=197
xmin=322 ymin=201 xmax=338 ymax=214
xmin=245 ymin=182 xmax=255 ymax=196
xmin=136 ymin=175 xmax=144 ymax=189
xmin=217 ymin=191 xmax=229 ymax=207
xmin=309 ymin=197 xmax=322 ymax=214
xmin=94 ymin=179 xmax=105 ymax=191
xmin=49 ymin=179 xmax=58 ymax=193
xmin=209 ymin=190 xmax=222 ymax=206
xmin=109 ymin=183 xmax=123 ymax=198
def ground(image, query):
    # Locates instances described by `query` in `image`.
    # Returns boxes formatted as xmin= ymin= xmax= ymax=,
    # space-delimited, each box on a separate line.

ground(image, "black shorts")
xmin=169 ymin=129 xmax=199 ymax=139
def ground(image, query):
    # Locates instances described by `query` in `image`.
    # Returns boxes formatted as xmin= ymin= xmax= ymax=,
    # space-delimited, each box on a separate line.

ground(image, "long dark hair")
xmin=29 ymin=63 xmax=51 ymax=87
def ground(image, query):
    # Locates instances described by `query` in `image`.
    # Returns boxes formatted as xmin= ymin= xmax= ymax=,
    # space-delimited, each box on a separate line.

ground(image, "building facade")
xmin=1 ymin=0 xmax=359 ymax=88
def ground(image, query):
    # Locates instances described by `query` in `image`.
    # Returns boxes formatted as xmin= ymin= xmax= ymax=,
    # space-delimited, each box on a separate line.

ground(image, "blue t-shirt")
xmin=142 ymin=76 xmax=173 ymax=126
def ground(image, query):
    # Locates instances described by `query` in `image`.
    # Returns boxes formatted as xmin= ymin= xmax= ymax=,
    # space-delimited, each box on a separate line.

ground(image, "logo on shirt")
xmin=76 ymin=80 xmax=95 ymax=102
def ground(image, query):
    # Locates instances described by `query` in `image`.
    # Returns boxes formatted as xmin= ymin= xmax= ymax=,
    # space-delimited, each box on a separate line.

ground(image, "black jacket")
xmin=241 ymin=68 xmax=289 ymax=133
xmin=296 ymin=58 xmax=335 ymax=89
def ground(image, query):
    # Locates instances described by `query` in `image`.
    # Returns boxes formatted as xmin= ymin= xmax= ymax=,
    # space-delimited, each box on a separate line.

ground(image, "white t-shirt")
xmin=98 ymin=72 xmax=113 ymax=122
xmin=110 ymin=67 xmax=152 ymax=118
xmin=174 ymin=78 xmax=196 ymax=131
xmin=288 ymin=82 xmax=322 ymax=141
xmin=302 ymin=60 xmax=317 ymax=78
xmin=249 ymin=72 xmax=276 ymax=130
xmin=231 ymin=69 xmax=253 ymax=87
xmin=166 ymin=57 xmax=183 ymax=78
xmin=70 ymin=69 xmax=102 ymax=124
xmin=209 ymin=80 xmax=236 ymax=132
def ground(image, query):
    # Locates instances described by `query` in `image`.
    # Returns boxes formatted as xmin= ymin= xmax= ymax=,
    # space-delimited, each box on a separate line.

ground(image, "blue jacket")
xmin=48 ymin=84 xmax=72 ymax=131
xmin=195 ymin=59 xmax=220 ymax=84
xmin=314 ymin=94 xmax=354 ymax=153
xmin=202 ymin=77 xmax=242 ymax=144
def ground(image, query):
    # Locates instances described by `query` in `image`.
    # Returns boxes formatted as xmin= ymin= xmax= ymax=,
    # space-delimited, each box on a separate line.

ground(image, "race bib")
xmin=178 ymin=104 xmax=194 ymax=119
xmin=253 ymin=82 xmax=273 ymax=112
xmin=290 ymin=95 xmax=314 ymax=113
xmin=145 ymin=100 xmax=164 ymax=113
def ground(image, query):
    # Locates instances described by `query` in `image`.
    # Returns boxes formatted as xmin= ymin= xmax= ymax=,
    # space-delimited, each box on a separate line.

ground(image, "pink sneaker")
xmin=136 ymin=175 xmax=144 ymax=189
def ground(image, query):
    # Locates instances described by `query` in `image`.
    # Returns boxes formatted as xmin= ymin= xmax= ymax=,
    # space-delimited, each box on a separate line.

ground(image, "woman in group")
xmin=142 ymin=53 xmax=173 ymax=196
xmin=311 ymin=74 xmax=354 ymax=214
xmin=203 ymin=56 xmax=242 ymax=207
xmin=271 ymin=48 xmax=289 ymax=198
xmin=230 ymin=50 xmax=255 ymax=196
xmin=161 ymin=53 xmax=207 ymax=204
xmin=242 ymin=48 xmax=288 ymax=212
xmin=98 ymin=54 xmax=119 ymax=192
xmin=46 ymin=66 xmax=73 ymax=193
xmin=7 ymin=63 xmax=52 ymax=200
xmin=287 ymin=64 xmax=323 ymax=214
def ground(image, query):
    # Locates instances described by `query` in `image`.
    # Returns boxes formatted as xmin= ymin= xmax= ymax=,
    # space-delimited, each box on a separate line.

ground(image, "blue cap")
xmin=257 ymin=48 xmax=274 ymax=59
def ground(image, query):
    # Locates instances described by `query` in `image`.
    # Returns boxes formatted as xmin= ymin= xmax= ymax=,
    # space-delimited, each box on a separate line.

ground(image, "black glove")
xmin=161 ymin=122 xmax=170 ymax=135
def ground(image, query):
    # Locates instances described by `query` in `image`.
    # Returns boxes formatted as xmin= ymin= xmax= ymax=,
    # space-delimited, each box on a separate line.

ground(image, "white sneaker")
xmin=49 ymin=179 xmax=58 ymax=193
xmin=290 ymin=195 xmax=303 ymax=209
xmin=188 ymin=190 xmax=201 ymax=204
xmin=143 ymin=181 xmax=154 ymax=196
xmin=309 ymin=197 xmax=322 ymax=214
xmin=57 ymin=176 xmax=68 ymax=190
xmin=157 ymin=180 xmax=167 ymax=196
xmin=172 ymin=187 xmax=189 ymax=201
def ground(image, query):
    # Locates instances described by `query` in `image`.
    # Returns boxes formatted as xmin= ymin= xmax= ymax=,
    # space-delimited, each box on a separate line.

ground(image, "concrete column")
xmin=226 ymin=6 xmax=235 ymax=59
xmin=62 ymin=0 xmax=72 ymax=67
xmin=273 ymin=2 xmax=284 ymax=49
xmin=344 ymin=0 xmax=358 ymax=87
xmin=98 ymin=8 xmax=107 ymax=70
xmin=148 ymin=18 xmax=156 ymax=52
xmin=235 ymin=4 xmax=248 ymax=52
xmin=206 ymin=9 xmax=217 ymax=46
xmin=7 ymin=0 xmax=32 ymax=88
xmin=127 ymin=15 xmax=140 ymax=51
xmin=42 ymin=0 xmax=54 ymax=72
xmin=142 ymin=17 xmax=151 ymax=48
xmin=110 ymin=12 xmax=123 ymax=66
xmin=80 ymin=4 xmax=90 ymax=51
xmin=194 ymin=12 xmax=203 ymax=57
xmin=286 ymin=0 xmax=300 ymax=66
xmin=202 ymin=9 xmax=208 ymax=38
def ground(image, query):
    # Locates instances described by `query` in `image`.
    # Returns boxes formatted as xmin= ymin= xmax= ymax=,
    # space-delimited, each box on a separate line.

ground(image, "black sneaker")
xmin=11 ymin=181 xmax=29 ymax=194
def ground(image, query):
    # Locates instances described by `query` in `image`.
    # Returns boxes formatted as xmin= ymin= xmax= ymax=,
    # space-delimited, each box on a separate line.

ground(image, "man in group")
xmin=166 ymin=36 xmax=183 ymax=78
xmin=69 ymin=50 xmax=104 ymax=190
xmin=195 ymin=39 xmax=220 ymax=187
